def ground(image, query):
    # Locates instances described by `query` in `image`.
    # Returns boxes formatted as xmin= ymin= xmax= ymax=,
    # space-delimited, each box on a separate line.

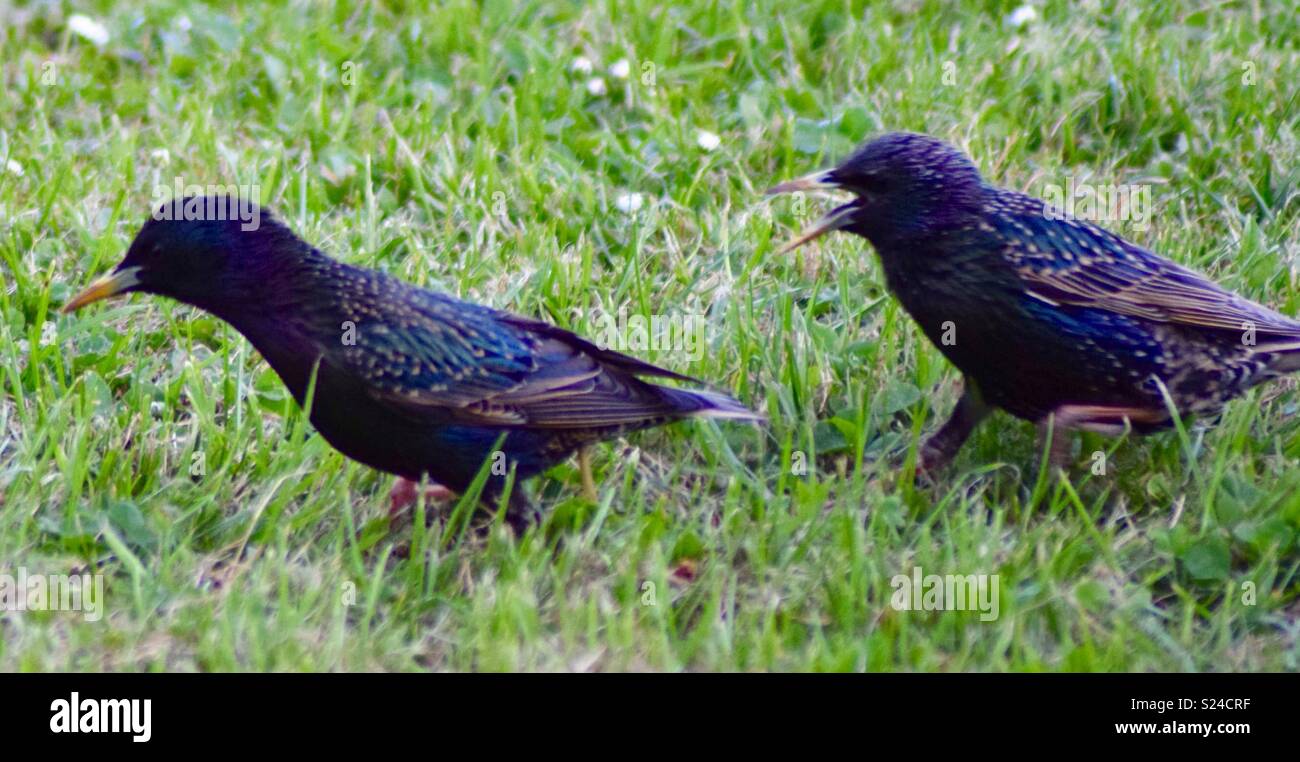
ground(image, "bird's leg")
xmin=1036 ymin=416 xmax=1073 ymax=472
xmin=502 ymin=490 xmax=542 ymax=536
xmin=918 ymin=379 xmax=989 ymax=475
xmin=1037 ymin=404 xmax=1166 ymax=472
xmin=388 ymin=477 xmax=455 ymax=518
xmin=577 ymin=446 xmax=598 ymax=502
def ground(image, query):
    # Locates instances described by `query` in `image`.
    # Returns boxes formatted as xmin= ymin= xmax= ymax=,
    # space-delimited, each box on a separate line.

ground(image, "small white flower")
xmin=5 ymin=159 xmax=23 ymax=176
xmin=615 ymin=192 xmax=644 ymax=213
xmin=609 ymin=59 xmax=631 ymax=79
xmin=585 ymin=77 xmax=607 ymax=96
xmin=177 ymin=16 xmax=193 ymax=32
xmin=68 ymin=14 xmax=110 ymax=46
xmin=1006 ymin=5 xmax=1037 ymax=28
xmin=570 ymin=56 xmax=593 ymax=75
xmin=696 ymin=130 xmax=721 ymax=152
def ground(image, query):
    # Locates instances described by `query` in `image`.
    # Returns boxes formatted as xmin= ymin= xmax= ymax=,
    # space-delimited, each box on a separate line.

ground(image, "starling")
xmin=769 ymin=132 xmax=1300 ymax=472
xmin=64 ymin=197 xmax=761 ymax=528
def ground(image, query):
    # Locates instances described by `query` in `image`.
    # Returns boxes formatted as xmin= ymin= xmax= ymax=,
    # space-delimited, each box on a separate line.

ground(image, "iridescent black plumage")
xmin=771 ymin=132 xmax=1300 ymax=469
xmin=64 ymin=198 xmax=761 ymax=526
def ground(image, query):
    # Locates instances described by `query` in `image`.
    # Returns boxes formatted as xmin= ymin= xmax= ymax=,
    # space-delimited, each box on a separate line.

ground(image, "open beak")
xmin=773 ymin=201 xmax=860 ymax=253
xmin=62 ymin=266 xmax=142 ymax=313
xmin=766 ymin=170 xmax=858 ymax=253
xmin=764 ymin=170 xmax=841 ymax=197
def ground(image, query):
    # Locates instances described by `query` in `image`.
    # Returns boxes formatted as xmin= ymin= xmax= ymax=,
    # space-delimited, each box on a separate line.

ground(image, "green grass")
xmin=2 ymin=0 xmax=1298 ymax=671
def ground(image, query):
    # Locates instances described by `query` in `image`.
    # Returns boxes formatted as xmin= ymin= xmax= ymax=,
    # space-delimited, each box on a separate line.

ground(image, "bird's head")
xmin=767 ymin=132 xmax=986 ymax=252
xmin=63 ymin=196 xmax=309 ymax=317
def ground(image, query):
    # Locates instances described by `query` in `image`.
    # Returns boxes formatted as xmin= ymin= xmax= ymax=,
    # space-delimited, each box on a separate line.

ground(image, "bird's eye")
xmin=861 ymin=172 xmax=888 ymax=190
xmin=847 ymin=173 xmax=884 ymax=196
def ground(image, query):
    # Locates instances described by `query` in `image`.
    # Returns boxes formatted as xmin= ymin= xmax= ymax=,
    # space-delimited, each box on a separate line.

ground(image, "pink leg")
xmin=918 ymin=379 xmax=989 ymax=477
xmin=1038 ymin=404 xmax=1166 ymax=470
xmin=388 ymin=477 xmax=455 ymax=518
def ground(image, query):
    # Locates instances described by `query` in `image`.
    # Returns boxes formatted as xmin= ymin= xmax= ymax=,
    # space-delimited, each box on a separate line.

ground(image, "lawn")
xmin=1 ymin=0 xmax=1297 ymax=671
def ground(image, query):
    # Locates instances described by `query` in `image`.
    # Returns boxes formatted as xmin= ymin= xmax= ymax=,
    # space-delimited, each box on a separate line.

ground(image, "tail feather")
xmin=1261 ymin=342 xmax=1300 ymax=373
xmin=664 ymin=386 xmax=766 ymax=422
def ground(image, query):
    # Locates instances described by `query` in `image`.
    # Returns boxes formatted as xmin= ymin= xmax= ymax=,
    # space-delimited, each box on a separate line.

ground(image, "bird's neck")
xmin=200 ymin=252 xmax=335 ymax=406
xmin=225 ymin=312 xmax=325 ymax=407
xmin=861 ymin=219 xmax=1016 ymax=337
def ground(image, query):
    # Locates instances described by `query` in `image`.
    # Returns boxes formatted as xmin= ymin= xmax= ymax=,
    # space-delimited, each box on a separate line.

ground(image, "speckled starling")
xmin=769 ymin=132 xmax=1300 ymax=471
xmin=64 ymin=197 xmax=761 ymax=528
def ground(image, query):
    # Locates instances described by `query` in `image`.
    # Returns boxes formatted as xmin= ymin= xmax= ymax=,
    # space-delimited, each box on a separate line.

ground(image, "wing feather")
xmin=321 ymin=274 xmax=729 ymax=430
xmin=990 ymin=191 xmax=1300 ymax=336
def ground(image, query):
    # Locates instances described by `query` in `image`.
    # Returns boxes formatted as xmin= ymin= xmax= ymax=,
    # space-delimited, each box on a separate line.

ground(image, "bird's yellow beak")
xmin=764 ymin=170 xmax=840 ymax=197
xmin=765 ymin=171 xmax=856 ymax=253
xmin=62 ymin=266 xmax=142 ymax=313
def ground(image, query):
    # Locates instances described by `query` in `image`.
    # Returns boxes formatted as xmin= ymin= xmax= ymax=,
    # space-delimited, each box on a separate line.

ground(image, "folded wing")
xmin=991 ymin=191 xmax=1300 ymax=338
xmin=324 ymin=284 xmax=755 ymax=429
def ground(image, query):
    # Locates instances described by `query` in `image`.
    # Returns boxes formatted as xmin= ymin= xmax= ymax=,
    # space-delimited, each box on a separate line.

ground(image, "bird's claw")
xmin=914 ymin=443 xmax=951 ymax=485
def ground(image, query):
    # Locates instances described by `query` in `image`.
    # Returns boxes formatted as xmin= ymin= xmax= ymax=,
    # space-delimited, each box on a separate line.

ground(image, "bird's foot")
xmin=913 ymin=380 xmax=990 ymax=484
xmin=388 ymin=478 xmax=455 ymax=520
xmin=502 ymin=491 xmax=542 ymax=536
xmin=916 ymin=438 xmax=955 ymax=484
xmin=1037 ymin=422 xmax=1073 ymax=475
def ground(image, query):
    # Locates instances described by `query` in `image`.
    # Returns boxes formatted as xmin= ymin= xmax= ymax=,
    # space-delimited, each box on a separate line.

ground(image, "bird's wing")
xmin=991 ymin=192 xmax=1300 ymax=336
xmin=324 ymin=285 xmax=708 ymax=430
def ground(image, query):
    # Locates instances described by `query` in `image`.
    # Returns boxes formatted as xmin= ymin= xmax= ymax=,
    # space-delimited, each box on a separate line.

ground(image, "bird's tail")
xmin=1255 ymin=338 xmax=1300 ymax=373
xmin=663 ymin=387 xmax=766 ymax=423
